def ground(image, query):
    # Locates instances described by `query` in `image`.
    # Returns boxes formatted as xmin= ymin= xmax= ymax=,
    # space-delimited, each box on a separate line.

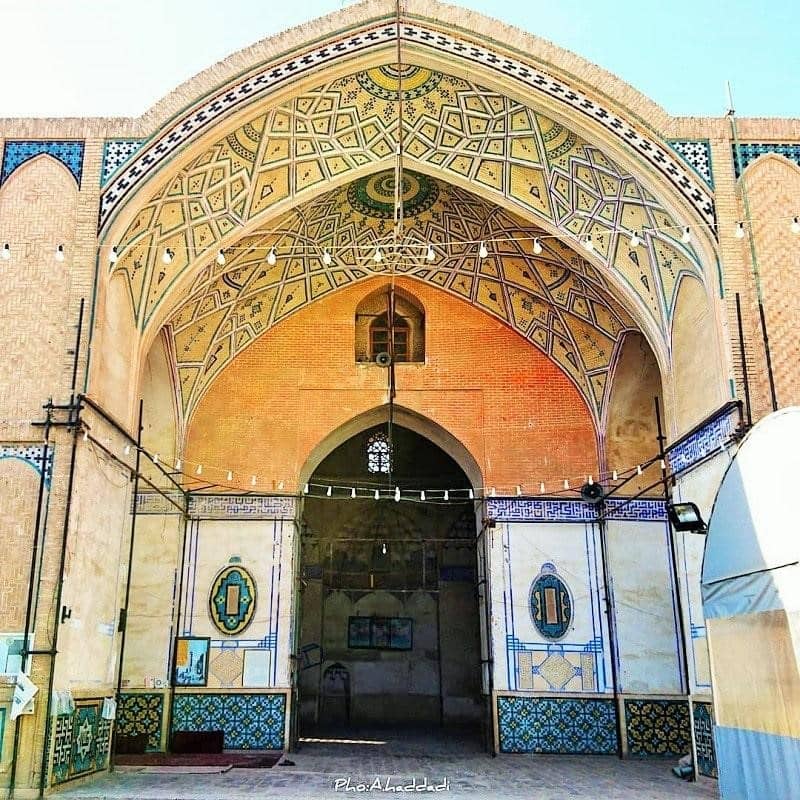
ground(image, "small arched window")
xmin=369 ymin=313 xmax=410 ymax=362
xmin=366 ymin=431 xmax=392 ymax=474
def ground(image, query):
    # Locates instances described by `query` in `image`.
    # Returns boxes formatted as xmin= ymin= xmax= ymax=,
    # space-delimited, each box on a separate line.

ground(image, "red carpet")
xmin=115 ymin=752 xmax=281 ymax=768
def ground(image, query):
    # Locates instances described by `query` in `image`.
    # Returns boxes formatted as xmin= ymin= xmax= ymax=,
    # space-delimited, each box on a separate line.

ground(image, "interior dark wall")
xmin=298 ymin=424 xmax=482 ymax=728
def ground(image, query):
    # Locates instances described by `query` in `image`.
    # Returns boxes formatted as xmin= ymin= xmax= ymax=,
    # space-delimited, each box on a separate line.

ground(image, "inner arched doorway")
xmin=295 ymin=420 xmax=484 ymax=739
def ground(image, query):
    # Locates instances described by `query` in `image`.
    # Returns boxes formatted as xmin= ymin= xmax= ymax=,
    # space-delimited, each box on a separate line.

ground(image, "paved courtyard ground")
xmin=57 ymin=729 xmax=719 ymax=800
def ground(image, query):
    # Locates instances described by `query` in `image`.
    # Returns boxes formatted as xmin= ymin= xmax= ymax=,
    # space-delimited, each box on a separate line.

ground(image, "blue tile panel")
xmin=101 ymin=140 xmax=145 ymax=184
xmin=497 ymin=695 xmax=617 ymax=754
xmin=189 ymin=494 xmax=296 ymax=519
xmin=51 ymin=699 xmax=111 ymax=785
xmin=117 ymin=692 xmax=164 ymax=751
xmin=1 ymin=140 xmax=84 ymax=187
xmin=733 ymin=142 xmax=800 ymax=177
xmin=171 ymin=692 xmax=286 ymax=750
xmin=0 ymin=443 xmax=54 ymax=488
xmin=624 ymin=699 xmax=691 ymax=757
xmin=667 ymin=406 xmax=737 ymax=474
xmin=487 ymin=497 xmax=666 ymax=523
xmin=694 ymin=702 xmax=718 ymax=778
xmin=669 ymin=140 xmax=714 ymax=188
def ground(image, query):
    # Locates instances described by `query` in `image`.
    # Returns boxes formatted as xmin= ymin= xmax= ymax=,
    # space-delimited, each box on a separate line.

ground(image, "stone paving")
xmin=57 ymin=729 xmax=719 ymax=800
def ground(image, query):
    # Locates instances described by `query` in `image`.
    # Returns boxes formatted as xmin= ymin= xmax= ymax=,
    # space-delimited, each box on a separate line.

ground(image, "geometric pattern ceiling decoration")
xmin=98 ymin=20 xmax=715 ymax=232
xmin=111 ymin=63 xmax=705 ymax=334
xmin=168 ymin=173 xmax=636 ymax=421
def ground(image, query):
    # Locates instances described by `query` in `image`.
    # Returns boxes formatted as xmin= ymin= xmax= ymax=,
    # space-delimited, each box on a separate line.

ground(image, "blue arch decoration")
xmin=1 ymin=140 xmax=85 ymax=187
xmin=209 ymin=565 xmax=256 ymax=635
xmin=529 ymin=562 xmax=572 ymax=640
xmin=0 ymin=444 xmax=53 ymax=488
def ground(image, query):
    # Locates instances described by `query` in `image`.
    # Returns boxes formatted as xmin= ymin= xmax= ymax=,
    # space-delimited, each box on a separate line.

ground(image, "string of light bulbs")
xmin=2 ymin=215 xmax=798 ymax=265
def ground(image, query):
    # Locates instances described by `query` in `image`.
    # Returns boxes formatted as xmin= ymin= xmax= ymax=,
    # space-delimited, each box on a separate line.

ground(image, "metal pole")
xmin=109 ymin=399 xmax=143 ymax=765
xmin=654 ymin=396 xmax=698 ymax=781
xmin=734 ymin=293 xmax=753 ymax=427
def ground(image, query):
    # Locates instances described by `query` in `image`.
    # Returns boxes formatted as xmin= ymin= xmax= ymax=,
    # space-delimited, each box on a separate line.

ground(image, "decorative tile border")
xmin=497 ymin=695 xmax=617 ymax=754
xmin=623 ymin=698 xmax=691 ymax=757
xmin=101 ymin=139 xmax=145 ymax=184
xmin=98 ymin=22 xmax=715 ymax=232
xmin=188 ymin=494 xmax=296 ymax=519
xmin=733 ymin=142 xmax=800 ymax=177
xmin=667 ymin=404 xmax=739 ymax=474
xmin=134 ymin=491 xmax=185 ymax=515
xmin=171 ymin=692 xmax=286 ymax=749
xmin=117 ymin=693 xmax=164 ymax=752
xmin=669 ymin=140 xmax=714 ymax=188
xmin=487 ymin=497 xmax=666 ymax=523
xmin=0 ymin=443 xmax=54 ymax=488
xmin=50 ymin=698 xmax=111 ymax=785
xmin=694 ymin=701 xmax=718 ymax=778
xmin=1 ymin=140 xmax=84 ymax=187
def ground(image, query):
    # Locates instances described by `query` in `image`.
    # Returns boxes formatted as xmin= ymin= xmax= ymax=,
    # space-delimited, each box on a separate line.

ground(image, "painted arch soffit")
xmin=100 ymin=21 xmax=714 ymax=235
xmin=111 ymin=63 xmax=706 ymax=341
xmin=167 ymin=173 xmax=638 ymax=422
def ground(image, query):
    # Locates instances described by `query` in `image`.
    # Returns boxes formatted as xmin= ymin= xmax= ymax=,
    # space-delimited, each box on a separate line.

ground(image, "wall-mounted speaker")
xmin=580 ymin=482 xmax=605 ymax=504
xmin=375 ymin=351 xmax=392 ymax=367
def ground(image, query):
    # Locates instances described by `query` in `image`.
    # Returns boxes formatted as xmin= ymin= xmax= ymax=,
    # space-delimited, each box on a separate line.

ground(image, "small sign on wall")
xmin=347 ymin=617 xmax=413 ymax=650
xmin=174 ymin=637 xmax=210 ymax=686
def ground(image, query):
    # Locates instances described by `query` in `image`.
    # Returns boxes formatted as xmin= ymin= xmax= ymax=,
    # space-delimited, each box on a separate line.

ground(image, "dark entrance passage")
xmin=296 ymin=424 xmax=482 ymax=734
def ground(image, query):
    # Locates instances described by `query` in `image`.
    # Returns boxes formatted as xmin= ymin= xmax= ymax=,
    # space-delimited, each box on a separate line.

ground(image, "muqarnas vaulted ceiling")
xmin=111 ymin=64 xmax=704 ymax=336
xmin=169 ymin=171 xmax=636 ymax=420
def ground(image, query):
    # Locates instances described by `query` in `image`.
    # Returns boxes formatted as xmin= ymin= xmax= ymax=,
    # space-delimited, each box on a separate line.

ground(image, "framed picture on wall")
xmin=389 ymin=617 xmax=413 ymax=650
xmin=347 ymin=617 xmax=371 ymax=648
xmin=174 ymin=636 xmax=210 ymax=686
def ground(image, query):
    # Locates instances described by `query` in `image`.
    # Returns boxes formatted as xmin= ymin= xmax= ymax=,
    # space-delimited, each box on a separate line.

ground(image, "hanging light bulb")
xmin=735 ymin=221 xmax=745 ymax=239
xmin=109 ymin=246 xmax=119 ymax=264
xmin=55 ymin=244 xmax=65 ymax=262
xmin=351 ymin=487 xmax=357 ymax=498
xmin=532 ymin=237 xmax=543 ymax=255
xmin=468 ymin=488 xmax=474 ymax=500
xmin=322 ymin=249 xmax=332 ymax=266
xmin=479 ymin=241 xmax=488 ymax=259
xmin=659 ymin=459 xmax=666 ymax=470
xmin=792 ymin=216 xmax=800 ymax=234
xmin=490 ymin=487 xmax=496 ymax=497
xmin=420 ymin=490 xmax=426 ymax=501
xmin=636 ymin=464 xmax=643 ymax=476
xmin=588 ymin=475 xmax=593 ymax=486
xmin=516 ymin=485 xmax=522 ymax=496
xmin=153 ymin=453 xmax=159 ymax=465
xmin=426 ymin=244 xmax=435 ymax=262
xmin=373 ymin=246 xmax=383 ymax=263
xmin=539 ymin=482 xmax=546 ymax=494
xmin=227 ymin=470 xmax=233 ymax=482
xmin=681 ymin=226 xmax=692 ymax=244
xmin=374 ymin=489 xmax=380 ymax=500
xmin=82 ymin=429 xmax=89 ymax=442
xmin=394 ymin=486 xmax=400 ymax=502
xmin=175 ymin=458 xmax=182 ymax=471
xmin=629 ymin=230 xmax=641 ymax=248
xmin=612 ymin=469 xmax=618 ymax=481
xmin=326 ymin=485 xmax=332 ymax=497
xmin=303 ymin=483 xmax=309 ymax=494
xmin=123 ymin=444 xmax=131 ymax=456
xmin=251 ymin=474 xmax=257 ymax=487
xmin=216 ymin=249 xmax=226 ymax=265
xmin=583 ymin=234 xmax=594 ymax=252
xmin=563 ymin=479 xmax=570 ymax=490
xmin=1 ymin=243 xmax=10 ymax=260
xmin=443 ymin=489 xmax=449 ymax=501
xmin=267 ymin=247 xmax=277 ymax=266
xmin=162 ymin=248 xmax=174 ymax=264
xmin=195 ymin=463 xmax=203 ymax=475
xmin=278 ymin=480 xmax=285 ymax=491
xmin=381 ymin=542 xmax=387 ymax=555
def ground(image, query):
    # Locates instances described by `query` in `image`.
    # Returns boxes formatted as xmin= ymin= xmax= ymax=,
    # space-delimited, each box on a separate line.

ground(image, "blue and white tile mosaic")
xmin=171 ymin=692 xmax=286 ymax=749
xmin=667 ymin=405 xmax=738 ymax=474
xmin=0 ymin=443 xmax=54 ymax=488
xmin=624 ymin=699 xmax=691 ymax=757
xmin=694 ymin=701 xmax=717 ymax=778
xmin=135 ymin=492 xmax=185 ymax=515
xmin=486 ymin=497 xmax=666 ymax=523
xmin=497 ymin=695 xmax=617 ymax=754
xmin=50 ymin=699 xmax=111 ymax=785
xmin=669 ymin=140 xmax=714 ymax=188
xmin=101 ymin=140 xmax=145 ymax=184
xmin=733 ymin=142 xmax=800 ymax=177
xmin=117 ymin=693 xmax=164 ymax=751
xmin=98 ymin=25 xmax=715 ymax=232
xmin=1 ymin=140 xmax=84 ymax=187
xmin=188 ymin=494 xmax=296 ymax=519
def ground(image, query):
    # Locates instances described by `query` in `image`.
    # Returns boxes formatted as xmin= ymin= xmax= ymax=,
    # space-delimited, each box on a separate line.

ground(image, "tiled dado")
xmin=171 ymin=692 xmax=287 ymax=750
xmin=117 ymin=692 xmax=165 ymax=752
xmin=497 ymin=695 xmax=618 ymax=754
xmin=623 ymin=698 xmax=691 ymax=758
xmin=51 ymin=698 xmax=112 ymax=785
xmin=693 ymin=701 xmax=718 ymax=778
